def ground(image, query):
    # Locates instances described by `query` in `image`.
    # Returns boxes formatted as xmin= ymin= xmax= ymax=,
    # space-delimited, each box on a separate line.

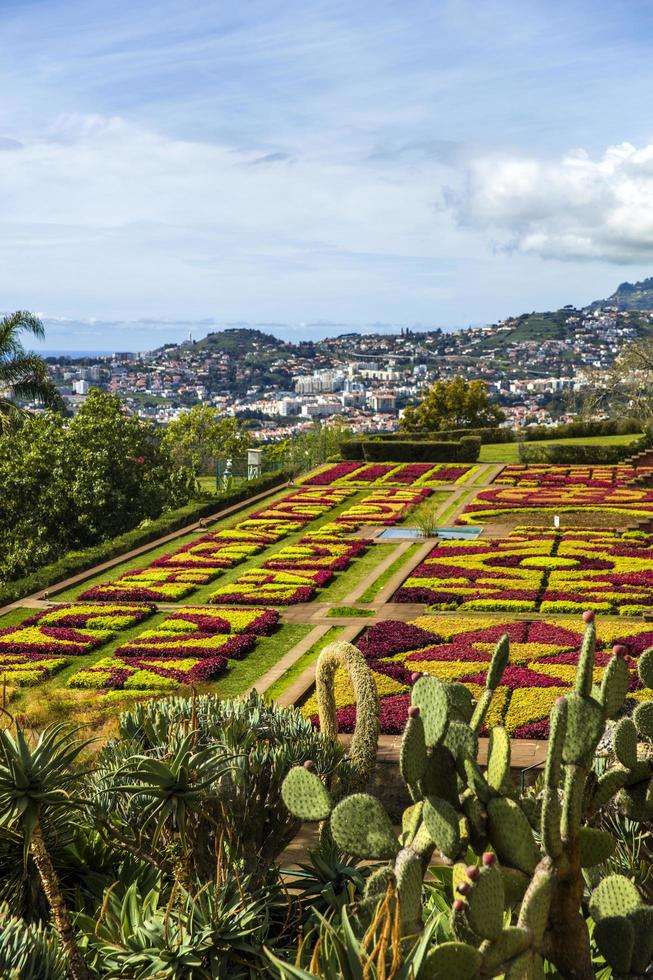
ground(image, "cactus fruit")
xmin=411 ymin=676 xmax=449 ymax=747
xmin=633 ymin=699 xmax=653 ymax=738
xmin=281 ymin=764 xmax=332 ymax=821
xmin=612 ymin=716 xmax=638 ymax=769
xmin=639 ymin=645 xmax=653 ymax=688
xmin=330 ymin=794 xmax=399 ymax=859
xmin=486 ymin=797 xmax=539 ymax=873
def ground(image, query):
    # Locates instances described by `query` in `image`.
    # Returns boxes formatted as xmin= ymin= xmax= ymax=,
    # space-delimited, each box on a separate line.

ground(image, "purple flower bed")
xmin=304 ymin=462 xmax=363 ymax=485
xmin=356 ymin=620 xmax=442 ymax=658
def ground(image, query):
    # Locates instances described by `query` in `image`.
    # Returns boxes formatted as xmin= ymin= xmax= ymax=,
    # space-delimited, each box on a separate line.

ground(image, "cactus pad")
xmin=487 ymin=633 xmax=509 ymax=690
xmin=400 ymin=712 xmax=427 ymax=791
xmin=422 ymin=745 xmax=459 ymax=804
xmin=540 ymin=787 xmax=562 ymax=859
xmin=482 ymin=926 xmax=531 ymax=970
xmin=363 ymin=864 xmax=396 ymax=899
xmin=634 ymin=700 xmax=653 ymax=739
xmin=463 ymin=757 xmax=492 ymax=804
xmin=466 ymin=862 xmax=504 ymax=940
xmin=517 ymin=863 xmax=552 ymax=943
xmin=447 ymin=682 xmax=475 ymax=722
xmin=401 ymin=800 xmax=423 ymax=845
xmin=395 ymin=850 xmax=423 ymax=931
xmin=589 ymin=766 xmax=629 ymax=812
xmin=613 ymin=716 xmax=638 ymax=769
xmin=579 ymin=827 xmax=616 ymax=867
xmin=281 ymin=765 xmax=332 ymax=821
xmin=593 ymin=917 xmax=634 ymax=974
xmin=423 ymin=941 xmax=482 ymax=979
xmin=599 ymin=652 xmax=630 ymax=719
xmin=500 ymin=866 xmax=529 ymax=906
xmin=487 ymin=726 xmax=512 ymax=795
xmin=411 ymin=676 xmax=450 ymax=748
xmin=589 ymin=874 xmax=642 ymax=920
xmin=627 ymin=905 xmax=653 ymax=973
xmin=423 ymin=796 xmax=461 ymax=860
xmin=445 ymin=718 xmax=478 ymax=762
xmin=562 ymin=693 xmax=603 ymax=764
xmin=487 ymin=797 xmax=539 ymax=873
xmin=618 ymin=780 xmax=653 ymax=822
xmin=330 ymin=794 xmax=399 ymax=859
xmin=575 ymin=621 xmax=596 ymax=697
xmin=639 ymin=646 xmax=653 ymax=689
xmin=544 ymin=697 xmax=566 ymax=788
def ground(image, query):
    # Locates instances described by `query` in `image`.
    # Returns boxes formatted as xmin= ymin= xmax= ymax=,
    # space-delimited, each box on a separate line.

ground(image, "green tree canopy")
xmin=400 ymin=376 xmax=504 ymax=432
xmin=0 ymin=389 xmax=195 ymax=582
xmin=163 ymin=405 xmax=251 ymax=477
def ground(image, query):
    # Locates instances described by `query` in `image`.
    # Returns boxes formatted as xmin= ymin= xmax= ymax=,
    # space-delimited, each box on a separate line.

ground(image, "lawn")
xmin=357 ymin=543 xmax=422 ymax=602
xmin=264 ymin=625 xmax=343 ymax=701
xmin=479 ymin=432 xmax=643 ymax=463
xmin=317 ymin=543 xmax=396 ymax=602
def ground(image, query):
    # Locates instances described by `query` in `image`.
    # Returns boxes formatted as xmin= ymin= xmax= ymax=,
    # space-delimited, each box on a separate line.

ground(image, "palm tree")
xmin=0 ymin=724 xmax=93 ymax=980
xmin=0 ymin=310 xmax=63 ymax=432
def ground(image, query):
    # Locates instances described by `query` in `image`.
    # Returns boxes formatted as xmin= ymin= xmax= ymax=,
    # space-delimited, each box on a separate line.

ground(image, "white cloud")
xmin=450 ymin=142 xmax=653 ymax=263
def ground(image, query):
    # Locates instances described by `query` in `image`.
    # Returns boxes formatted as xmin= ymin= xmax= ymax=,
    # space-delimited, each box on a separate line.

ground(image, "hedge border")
xmin=0 ymin=471 xmax=292 ymax=609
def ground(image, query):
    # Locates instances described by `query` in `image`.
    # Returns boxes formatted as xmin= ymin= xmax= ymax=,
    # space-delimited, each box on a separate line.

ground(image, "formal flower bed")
xmin=458 ymin=483 xmax=653 ymax=524
xmin=115 ymin=629 xmax=255 ymax=659
xmin=494 ymin=464 xmax=653 ymax=487
xmin=263 ymin=537 xmax=369 ymax=572
xmin=250 ymin=487 xmax=355 ymax=523
xmin=0 ymin=602 xmax=156 ymax=655
xmin=336 ymin=488 xmax=432 ymax=526
xmin=212 ymin=521 xmax=301 ymax=543
xmin=303 ymin=614 xmax=653 ymax=738
xmin=21 ymin=603 xmax=155 ymax=631
xmin=0 ymin=652 xmax=69 ymax=686
xmin=393 ymin=526 xmax=653 ymax=614
xmin=68 ymin=655 xmax=228 ymax=691
xmin=152 ymin=536 xmax=261 ymax=570
xmin=80 ymin=567 xmax=219 ymax=602
xmin=300 ymin=461 xmax=476 ymax=487
xmin=209 ymin=568 xmax=326 ymax=605
xmin=153 ymin=607 xmax=279 ymax=635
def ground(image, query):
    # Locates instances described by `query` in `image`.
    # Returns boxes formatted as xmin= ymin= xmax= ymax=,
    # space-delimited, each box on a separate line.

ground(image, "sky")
xmin=3 ymin=0 xmax=653 ymax=350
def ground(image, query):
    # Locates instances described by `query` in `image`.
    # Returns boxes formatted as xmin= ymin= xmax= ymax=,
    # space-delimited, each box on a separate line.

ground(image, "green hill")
xmin=590 ymin=277 xmax=653 ymax=311
xmin=194 ymin=328 xmax=284 ymax=355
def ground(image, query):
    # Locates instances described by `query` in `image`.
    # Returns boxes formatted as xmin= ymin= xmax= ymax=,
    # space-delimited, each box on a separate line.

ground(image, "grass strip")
xmin=326 ymin=606 xmax=374 ymax=617
xmin=265 ymin=626 xmax=343 ymax=702
xmin=317 ymin=543 xmax=396 ymax=602
xmin=357 ymin=543 xmax=422 ymax=602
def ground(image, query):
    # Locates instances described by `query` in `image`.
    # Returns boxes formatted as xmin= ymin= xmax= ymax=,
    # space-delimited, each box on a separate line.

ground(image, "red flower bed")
xmin=303 ymin=462 xmax=364 ymax=484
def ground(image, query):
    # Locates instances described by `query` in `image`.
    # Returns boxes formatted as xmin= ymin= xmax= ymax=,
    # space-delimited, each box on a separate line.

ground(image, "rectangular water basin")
xmin=377 ymin=526 xmax=483 ymax=540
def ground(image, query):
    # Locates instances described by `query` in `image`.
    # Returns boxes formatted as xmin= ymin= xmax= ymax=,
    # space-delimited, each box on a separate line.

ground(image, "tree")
xmin=163 ymin=406 xmax=250 ymax=477
xmin=0 ymin=390 xmax=196 ymax=582
xmin=0 ymin=725 xmax=92 ymax=980
xmin=400 ymin=376 xmax=504 ymax=432
xmin=266 ymin=420 xmax=353 ymax=475
xmin=0 ymin=311 xmax=63 ymax=433
xmin=581 ymin=338 xmax=653 ymax=422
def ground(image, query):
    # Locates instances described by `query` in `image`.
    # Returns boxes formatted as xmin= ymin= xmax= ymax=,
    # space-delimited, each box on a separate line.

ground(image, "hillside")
xmin=590 ymin=277 xmax=653 ymax=311
xmin=193 ymin=328 xmax=284 ymax=355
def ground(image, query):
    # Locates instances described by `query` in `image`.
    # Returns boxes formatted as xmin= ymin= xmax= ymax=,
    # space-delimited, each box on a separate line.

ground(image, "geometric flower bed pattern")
xmin=457 ymin=483 xmax=653 ymax=524
xmin=301 ymin=461 xmax=476 ymax=487
xmin=249 ymin=487 xmax=355 ymax=523
xmin=80 ymin=567 xmax=220 ymax=602
xmin=393 ymin=526 xmax=653 ymax=614
xmin=151 ymin=537 xmax=262 ymax=570
xmin=209 ymin=568 xmax=332 ymax=605
xmin=493 ymin=464 xmax=653 ymax=487
xmin=66 ymin=603 xmax=280 ymax=693
xmin=335 ymin=488 xmax=432 ymax=526
xmin=0 ymin=604 xmax=157 ymax=687
xmin=263 ymin=537 xmax=370 ymax=572
xmin=303 ymin=614 xmax=653 ymax=739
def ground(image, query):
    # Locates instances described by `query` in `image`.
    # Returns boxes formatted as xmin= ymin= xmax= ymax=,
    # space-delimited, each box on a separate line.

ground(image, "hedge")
xmin=340 ymin=437 xmax=480 ymax=463
xmin=519 ymin=435 xmax=650 ymax=465
xmin=0 ymin=471 xmax=292 ymax=607
xmin=375 ymin=418 xmax=643 ymax=445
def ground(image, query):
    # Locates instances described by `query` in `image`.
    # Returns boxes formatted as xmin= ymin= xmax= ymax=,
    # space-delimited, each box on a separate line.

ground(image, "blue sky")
xmin=3 ymin=0 xmax=653 ymax=349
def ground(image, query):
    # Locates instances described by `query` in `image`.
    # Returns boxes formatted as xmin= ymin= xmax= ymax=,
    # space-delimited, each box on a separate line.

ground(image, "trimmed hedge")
xmin=377 ymin=419 xmax=643 ymax=445
xmin=341 ymin=437 xmax=480 ymax=463
xmin=376 ymin=427 xmax=512 ymax=444
xmin=0 ymin=471 xmax=291 ymax=607
xmin=519 ymin=435 xmax=650 ymax=465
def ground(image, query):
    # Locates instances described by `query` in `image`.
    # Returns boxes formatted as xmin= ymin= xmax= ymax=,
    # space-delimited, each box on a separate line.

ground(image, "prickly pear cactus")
xmin=281 ymin=616 xmax=653 ymax=978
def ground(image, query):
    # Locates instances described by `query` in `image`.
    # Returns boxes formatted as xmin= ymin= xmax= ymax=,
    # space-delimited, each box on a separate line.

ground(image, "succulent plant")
xmin=282 ymin=619 xmax=653 ymax=978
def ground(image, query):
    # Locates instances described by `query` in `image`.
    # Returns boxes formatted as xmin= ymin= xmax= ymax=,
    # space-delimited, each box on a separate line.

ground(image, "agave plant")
xmin=0 ymin=901 xmax=66 ymax=979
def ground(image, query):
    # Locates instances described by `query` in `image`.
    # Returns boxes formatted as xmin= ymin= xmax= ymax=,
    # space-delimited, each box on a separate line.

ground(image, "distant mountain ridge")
xmin=589 ymin=277 xmax=653 ymax=311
